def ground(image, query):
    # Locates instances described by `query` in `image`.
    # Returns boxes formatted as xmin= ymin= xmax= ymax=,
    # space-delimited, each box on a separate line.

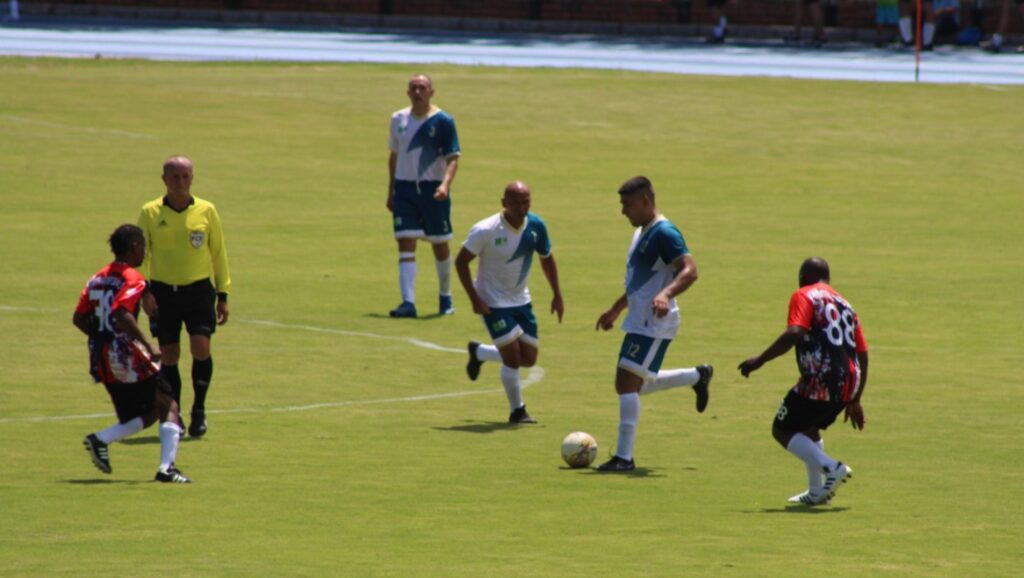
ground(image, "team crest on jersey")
xmin=190 ymin=231 xmax=205 ymax=248
xmin=495 ymin=237 xmax=507 ymax=246
xmin=429 ymin=126 xmax=436 ymax=137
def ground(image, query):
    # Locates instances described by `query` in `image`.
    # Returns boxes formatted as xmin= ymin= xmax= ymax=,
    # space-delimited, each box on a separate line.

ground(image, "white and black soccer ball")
xmin=561 ymin=431 xmax=598 ymax=468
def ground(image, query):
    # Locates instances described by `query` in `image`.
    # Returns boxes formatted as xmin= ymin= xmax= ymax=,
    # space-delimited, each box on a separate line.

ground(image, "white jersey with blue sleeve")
xmin=621 ymin=216 xmax=690 ymax=340
xmin=462 ymin=213 xmax=552 ymax=308
xmin=389 ymin=106 xmax=460 ymax=183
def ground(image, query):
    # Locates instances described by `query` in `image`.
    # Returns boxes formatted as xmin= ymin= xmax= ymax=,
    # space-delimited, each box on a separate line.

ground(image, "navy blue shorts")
xmin=392 ymin=180 xmax=453 ymax=242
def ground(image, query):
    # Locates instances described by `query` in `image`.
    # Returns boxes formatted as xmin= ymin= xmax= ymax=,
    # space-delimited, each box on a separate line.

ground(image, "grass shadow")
xmin=433 ymin=420 xmax=543 ymax=434
xmin=364 ymin=312 xmax=450 ymax=321
xmin=61 ymin=478 xmax=143 ymax=485
xmin=575 ymin=467 xmax=665 ymax=479
xmin=752 ymin=506 xmax=852 ymax=514
xmin=120 ymin=436 xmax=197 ymax=446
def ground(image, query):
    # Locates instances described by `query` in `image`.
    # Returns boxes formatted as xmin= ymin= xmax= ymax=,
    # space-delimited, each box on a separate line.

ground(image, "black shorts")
xmin=773 ymin=390 xmax=846 ymax=434
xmin=706 ymin=0 xmax=727 ymax=7
xmin=103 ymin=374 xmax=173 ymax=423
xmin=150 ymin=279 xmax=217 ymax=346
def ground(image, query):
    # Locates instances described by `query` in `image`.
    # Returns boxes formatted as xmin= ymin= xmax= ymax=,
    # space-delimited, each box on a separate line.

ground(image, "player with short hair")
xmin=738 ymin=257 xmax=869 ymax=505
xmin=138 ymin=155 xmax=230 ymax=439
xmin=75 ymin=224 xmax=191 ymax=483
xmin=595 ymin=176 xmax=713 ymax=472
xmin=387 ymin=73 xmax=461 ymax=318
xmin=457 ymin=181 xmax=564 ymax=424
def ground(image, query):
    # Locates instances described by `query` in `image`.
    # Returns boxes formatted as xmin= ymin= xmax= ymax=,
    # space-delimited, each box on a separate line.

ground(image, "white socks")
xmin=95 ymin=417 xmax=144 ymax=444
xmin=158 ymin=421 xmax=181 ymax=472
xmin=806 ymin=438 xmax=826 ymax=494
xmin=500 ymin=365 xmax=523 ymax=411
xmin=398 ymin=252 xmax=416 ymax=303
xmin=786 ymin=433 xmax=838 ymax=473
xmin=899 ymin=17 xmax=912 ymax=43
xmin=922 ymin=22 xmax=935 ymax=46
xmin=992 ymin=33 xmax=1004 ymax=47
xmin=641 ymin=367 xmax=700 ymax=395
xmin=615 ymin=393 xmax=640 ymax=460
xmin=475 ymin=343 xmax=503 ymax=362
xmin=435 ymin=256 xmax=452 ymax=297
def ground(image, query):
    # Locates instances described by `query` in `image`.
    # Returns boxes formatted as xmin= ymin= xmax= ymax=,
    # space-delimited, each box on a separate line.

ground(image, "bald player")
xmin=457 ymin=181 xmax=564 ymax=424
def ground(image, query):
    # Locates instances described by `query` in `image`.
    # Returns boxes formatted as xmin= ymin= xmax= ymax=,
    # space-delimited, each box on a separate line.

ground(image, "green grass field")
xmin=1 ymin=57 xmax=1022 ymax=577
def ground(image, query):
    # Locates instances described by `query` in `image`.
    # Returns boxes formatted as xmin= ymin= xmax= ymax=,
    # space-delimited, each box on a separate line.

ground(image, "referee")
xmin=138 ymin=155 xmax=231 ymax=439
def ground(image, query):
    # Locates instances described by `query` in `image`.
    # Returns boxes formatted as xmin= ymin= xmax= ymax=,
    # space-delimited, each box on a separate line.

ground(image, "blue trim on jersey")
xmin=626 ymin=220 xmax=688 ymax=295
xmin=406 ymin=111 xmax=460 ymax=180
xmin=505 ymin=214 xmax=551 ymax=289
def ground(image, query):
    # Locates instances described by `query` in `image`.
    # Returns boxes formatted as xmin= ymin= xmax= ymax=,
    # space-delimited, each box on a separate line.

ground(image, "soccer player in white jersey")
xmin=386 ymin=74 xmax=461 ymax=318
xmin=456 ymin=181 xmax=564 ymax=424
xmin=595 ymin=176 xmax=713 ymax=472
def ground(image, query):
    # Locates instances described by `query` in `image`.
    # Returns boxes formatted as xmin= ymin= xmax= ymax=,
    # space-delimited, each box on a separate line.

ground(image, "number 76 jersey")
xmin=787 ymin=282 xmax=868 ymax=403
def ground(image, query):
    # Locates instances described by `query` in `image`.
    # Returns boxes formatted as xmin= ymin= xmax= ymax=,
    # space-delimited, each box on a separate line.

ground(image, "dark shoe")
xmin=83 ymin=434 xmax=111 ymax=474
xmin=155 ymin=466 xmax=192 ymax=483
xmin=389 ymin=301 xmax=417 ymax=318
xmin=439 ymin=295 xmax=454 ymax=315
xmin=466 ymin=341 xmax=483 ymax=381
xmin=596 ymin=455 xmax=636 ymax=472
xmin=508 ymin=405 xmax=537 ymax=424
xmin=705 ymin=32 xmax=725 ymax=44
xmin=694 ymin=364 xmax=713 ymax=413
xmin=189 ymin=408 xmax=207 ymax=438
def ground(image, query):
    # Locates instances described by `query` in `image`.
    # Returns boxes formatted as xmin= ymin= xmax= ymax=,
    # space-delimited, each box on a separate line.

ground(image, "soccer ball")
xmin=561 ymin=431 xmax=598 ymax=468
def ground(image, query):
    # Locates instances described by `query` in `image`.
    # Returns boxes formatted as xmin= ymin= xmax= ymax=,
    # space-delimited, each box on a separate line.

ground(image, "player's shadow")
xmin=120 ymin=436 xmax=197 ymax=446
xmin=61 ymin=479 xmax=142 ymax=485
xmin=753 ymin=506 xmax=851 ymax=514
xmin=433 ymin=421 xmax=538 ymax=434
xmin=575 ymin=467 xmax=664 ymax=478
xmin=364 ymin=312 xmax=450 ymax=321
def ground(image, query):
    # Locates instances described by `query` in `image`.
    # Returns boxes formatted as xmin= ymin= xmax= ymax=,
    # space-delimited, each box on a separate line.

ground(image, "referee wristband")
xmin=217 ymin=292 xmax=228 ymax=303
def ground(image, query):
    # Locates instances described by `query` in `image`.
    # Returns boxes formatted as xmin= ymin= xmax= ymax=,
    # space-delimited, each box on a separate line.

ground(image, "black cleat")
xmin=596 ymin=455 xmax=636 ymax=472
xmin=83 ymin=434 xmax=112 ymax=474
xmin=466 ymin=341 xmax=483 ymax=381
xmin=188 ymin=408 xmax=207 ymax=438
xmin=508 ymin=405 xmax=537 ymax=424
xmin=155 ymin=466 xmax=192 ymax=483
xmin=694 ymin=364 xmax=713 ymax=413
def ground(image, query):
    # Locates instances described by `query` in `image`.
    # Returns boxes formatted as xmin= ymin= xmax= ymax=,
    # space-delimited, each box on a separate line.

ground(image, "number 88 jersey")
xmin=787 ymin=282 xmax=868 ymax=403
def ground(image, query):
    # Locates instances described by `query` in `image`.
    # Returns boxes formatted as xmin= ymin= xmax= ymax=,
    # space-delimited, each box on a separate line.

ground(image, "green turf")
xmin=1 ymin=58 xmax=1021 ymax=577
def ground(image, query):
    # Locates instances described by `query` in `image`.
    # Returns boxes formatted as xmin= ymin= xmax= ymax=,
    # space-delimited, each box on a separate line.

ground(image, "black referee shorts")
xmin=150 ymin=279 xmax=217 ymax=346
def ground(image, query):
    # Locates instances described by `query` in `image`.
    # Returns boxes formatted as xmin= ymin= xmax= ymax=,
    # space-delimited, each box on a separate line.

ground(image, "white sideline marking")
xmin=0 ymin=114 xmax=157 ymax=140
xmin=0 ymin=305 xmax=57 ymax=313
xmin=0 ymin=316 xmax=543 ymax=424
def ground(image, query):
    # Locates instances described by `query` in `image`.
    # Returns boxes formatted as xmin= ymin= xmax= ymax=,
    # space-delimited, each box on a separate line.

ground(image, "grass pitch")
xmin=1 ymin=57 xmax=1022 ymax=577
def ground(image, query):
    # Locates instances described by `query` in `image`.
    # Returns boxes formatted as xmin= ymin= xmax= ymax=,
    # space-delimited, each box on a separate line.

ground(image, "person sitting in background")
xmin=982 ymin=0 xmax=1024 ymax=52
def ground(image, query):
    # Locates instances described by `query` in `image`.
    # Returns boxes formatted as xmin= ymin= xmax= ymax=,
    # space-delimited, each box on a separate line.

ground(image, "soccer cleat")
xmin=788 ymin=490 xmax=831 ymax=506
xmin=508 ymin=405 xmax=537 ymax=424
xmin=155 ymin=466 xmax=192 ymax=484
xmin=822 ymin=462 xmax=853 ymax=499
xmin=188 ymin=408 xmax=207 ymax=438
xmin=389 ymin=301 xmax=417 ymax=318
xmin=596 ymin=455 xmax=636 ymax=472
xmin=693 ymin=364 xmax=713 ymax=413
xmin=83 ymin=434 xmax=112 ymax=474
xmin=439 ymin=294 xmax=454 ymax=315
xmin=466 ymin=341 xmax=483 ymax=381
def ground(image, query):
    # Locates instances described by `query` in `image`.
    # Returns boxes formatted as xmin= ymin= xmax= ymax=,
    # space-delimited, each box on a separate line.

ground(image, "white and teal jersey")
xmin=462 ymin=212 xmax=552 ymax=308
xmin=622 ymin=216 xmax=690 ymax=340
xmin=389 ymin=105 xmax=461 ymax=183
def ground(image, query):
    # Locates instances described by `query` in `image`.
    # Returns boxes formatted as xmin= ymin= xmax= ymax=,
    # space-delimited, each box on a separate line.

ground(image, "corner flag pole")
xmin=914 ymin=0 xmax=922 ymax=82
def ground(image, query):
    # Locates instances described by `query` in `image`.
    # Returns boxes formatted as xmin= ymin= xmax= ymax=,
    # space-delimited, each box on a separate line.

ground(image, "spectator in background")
xmin=982 ymin=0 xmax=1024 ymax=52
xmin=899 ymin=0 xmax=937 ymax=49
xmin=876 ymin=0 xmax=901 ymax=46
xmin=4 ymin=0 xmax=19 ymax=22
xmin=705 ymin=0 xmax=734 ymax=43
xmin=787 ymin=0 xmax=827 ymax=47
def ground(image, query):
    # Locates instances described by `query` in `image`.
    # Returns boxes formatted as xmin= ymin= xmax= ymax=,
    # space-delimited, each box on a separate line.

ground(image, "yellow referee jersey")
xmin=137 ymin=195 xmax=231 ymax=294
